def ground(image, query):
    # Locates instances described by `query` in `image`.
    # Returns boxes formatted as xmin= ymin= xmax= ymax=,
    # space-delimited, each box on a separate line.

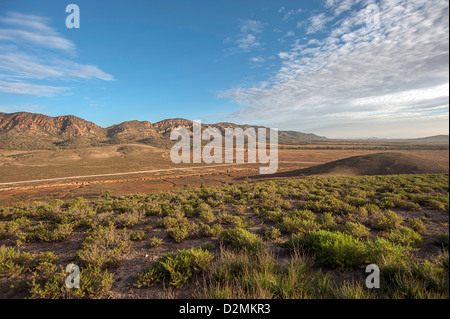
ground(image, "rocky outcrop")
xmin=0 ymin=112 xmax=327 ymax=149
xmin=0 ymin=112 xmax=107 ymax=141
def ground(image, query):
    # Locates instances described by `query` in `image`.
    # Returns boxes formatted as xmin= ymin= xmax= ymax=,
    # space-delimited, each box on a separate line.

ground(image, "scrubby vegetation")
xmin=0 ymin=173 xmax=448 ymax=298
xmin=135 ymin=247 xmax=213 ymax=288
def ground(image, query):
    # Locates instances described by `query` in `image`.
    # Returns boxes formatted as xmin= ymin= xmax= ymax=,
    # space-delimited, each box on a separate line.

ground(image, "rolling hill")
xmin=0 ymin=112 xmax=326 ymax=149
xmin=259 ymin=152 xmax=449 ymax=178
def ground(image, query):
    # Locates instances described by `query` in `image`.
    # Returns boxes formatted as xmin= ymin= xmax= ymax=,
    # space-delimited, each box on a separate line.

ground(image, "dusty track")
xmin=0 ymin=161 xmax=323 ymax=187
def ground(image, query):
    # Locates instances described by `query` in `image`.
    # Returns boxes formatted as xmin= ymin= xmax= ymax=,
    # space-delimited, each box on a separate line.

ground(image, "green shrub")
xmin=405 ymin=218 xmax=426 ymax=233
xmin=285 ymin=230 xmax=370 ymax=270
xmin=135 ymin=247 xmax=213 ymax=288
xmin=259 ymin=225 xmax=282 ymax=241
xmin=276 ymin=210 xmax=319 ymax=234
xmin=262 ymin=210 xmax=286 ymax=223
xmin=379 ymin=258 xmax=448 ymax=299
xmin=0 ymin=245 xmax=33 ymax=277
xmin=217 ymin=213 xmax=253 ymax=229
xmin=195 ymin=245 xmax=347 ymax=299
xmin=28 ymin=264 xmax=114 ymax=299
xmin=277 ymin=216 xmax=320 ymax=234
xmin=364 ymin=203 xmax=381 ymax=215
xmin=368 ymin=237 xmax=413 ymax=265
xmin=76 ymin=223 xmax=131 ymax=268
xmin=353 ymin=206 xmax=369 ymax=219
xmin=168 ymin=222 xmax=200 ymax=243
xmin=18 ymin=222 xmax=73 ymax=243
xmin=342 ymin=221 xmax=370 ymax=238
xmin=130 ymin=231 xmax=146 ymax=241
xmin=114 ymin=212 xmax=141 ymax=228
xmin=219 ymin=227 xmax=263 ymax=254
xmin=196 ymin=203 xmax=212 ymax=217
xmin=427 ymin=199 xmax=447 ymax=211
xmin=157 ymin=214 xmax=187 ymax=229
xmin=0 ymin=217 xmax=31 ymax=239
xmin=199 ymin=222 xmax=223 ymax=238
xmin=285 ymin=229 xmax=412 ymax=270
xmin=385 ymin=227 xmax=422 ymax=248
xmin=438 ymin=249 xmax=448 ymax=270
xmin=198 ymin=210 xmax=215 ymax=223
xmin=3 ymin=247 xmax=111 ymax=299
xmin=317 ymin=212 xmax=337 ymax=230
xmin=370 ymin=210 xmax=403 ymax=230
xmin=232 ymin=204 xmax=247 ymax=215
xmin=148 ymin=236 xmax=163 ymax=248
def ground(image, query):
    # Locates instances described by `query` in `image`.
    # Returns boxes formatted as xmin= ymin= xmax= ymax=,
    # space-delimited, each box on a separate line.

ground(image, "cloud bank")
xmin=220 ymin=0 xmax=449 ymax=138
xmin=0 ymin=12 xmax=114 ymax=97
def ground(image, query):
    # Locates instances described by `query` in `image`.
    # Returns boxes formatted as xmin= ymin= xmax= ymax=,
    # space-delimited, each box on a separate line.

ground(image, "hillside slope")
xmin=0 ymin=112 xmax=326 ymax=149
xmin=265 ymin=152 xmax=449 ymax=178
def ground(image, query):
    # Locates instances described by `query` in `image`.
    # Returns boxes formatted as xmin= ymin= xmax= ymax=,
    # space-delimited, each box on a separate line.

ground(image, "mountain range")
xmin=0 ymin=112 xmax=326 ymax=150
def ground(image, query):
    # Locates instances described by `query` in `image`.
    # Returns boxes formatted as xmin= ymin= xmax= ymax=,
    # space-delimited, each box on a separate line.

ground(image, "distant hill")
xmin=260 ymin=152 xmax=449 ymax=178
xmin=406 ymin=135 xmax=449 ymax=143
xmin=0 ymin=112 xmax=107 ymax=149
xmin=360 ymin=135 xmax=449 ymax=143
xmin=0 ymin=112 xmax=326 ymax=150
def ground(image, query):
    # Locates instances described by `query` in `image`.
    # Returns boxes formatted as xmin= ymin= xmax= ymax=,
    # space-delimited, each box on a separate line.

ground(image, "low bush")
xmin=317 ymin=212 xmax=337 ymax=230
xmin=217 ymin=213 xmax=253 ymax=229
xmin=370 ymin=210 xmax=403 ymax=230
xmin=199 ymin=222 xmax=223 ymax=238
xmin=18 ymin=222 xmax=73 ymax=243
xmin=130 ymin=231 xmax=146 ymax=241
xmin=135 ymin=247 xmax=213 ymax=288
xmin=76 ymin=223 xmax=131 ymax=268
xmin=341 ymin=221 xmax=370 ymax=238
xmin=0 ymin=245 xmax=34 ymax=277
xmin=285 ymin=230 xmax=412 ymax=270
xmin=219 ymin=227 xmax=263 ymax=254
xmin=157 ymin=214 xmax=187 ymax=229
xmin=168 ymin=222 xmax=200 ymax=243
xmin=258 ymin=225 xmax=282 ymax=241
xmin=28 ymin=264 xmax=114 ymax=299
xmin=405 ymin=218 xmax=426 ymax=233
xmin=148 ymin=236 xmax=163 ymax=248
xmin=198 ymin=210 xmax=215 ymax=223
xmin=285 ymin=230 xmax=370 ymax=270
xmin=277 ymin=216 xmax=320 ymax=234
xmin=385 ymin=227 xmax=422 ymax=248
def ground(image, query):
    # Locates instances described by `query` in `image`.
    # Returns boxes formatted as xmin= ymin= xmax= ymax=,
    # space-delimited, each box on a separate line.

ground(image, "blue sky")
xmin=0 ymin=0 xmax=448 ymax=138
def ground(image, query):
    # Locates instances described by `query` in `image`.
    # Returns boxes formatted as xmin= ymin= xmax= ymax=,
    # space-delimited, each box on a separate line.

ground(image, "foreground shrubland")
xmin=0 ymin=174 xmax=448 ymax=298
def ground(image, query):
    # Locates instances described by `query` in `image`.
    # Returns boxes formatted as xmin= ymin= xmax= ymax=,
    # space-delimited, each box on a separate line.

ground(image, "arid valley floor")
xmin=0 ymin=140 xmax=448 ymax=299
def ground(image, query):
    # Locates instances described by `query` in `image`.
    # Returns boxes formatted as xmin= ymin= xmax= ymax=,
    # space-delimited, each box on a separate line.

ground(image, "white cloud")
xmin=226 ymin=19 xmax=266 ymax=54
xmin=0 ymin=12 xmax=114 ymax=96
xmin=305 ymin=13 xmax=334 ymax=34
xmin=282 ymin=9 xmax=303 ymax=21
xmin=326 ymin=0 xmax=360 ymax=16
xmin=0 ymin=28 xmax=75 ymax=53
xmin=240 ymin=19 xmax=264 ymax=35
xmin=236 ymin=34 xmax=261 ymax=52
xmin=219 ymin=0 xmax=449 ymax=138
xmin=0 ymin=80 xmax=69 ymax=97
xmin=0 ymin=12 xmax=75 ymax=53
xmin=249 ymin=56 xmax=265 ymax=64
